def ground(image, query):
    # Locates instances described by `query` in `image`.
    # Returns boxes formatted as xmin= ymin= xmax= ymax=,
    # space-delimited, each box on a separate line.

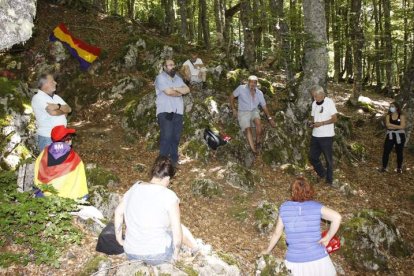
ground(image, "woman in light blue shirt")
xmin=261 ymin=177 xmax=341 ymax=276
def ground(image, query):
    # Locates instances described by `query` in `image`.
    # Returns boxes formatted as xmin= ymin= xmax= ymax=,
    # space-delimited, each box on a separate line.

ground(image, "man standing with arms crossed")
xmin=155 ymin=59 xmax=190 ymax=167
xmin=31 ymin=73 xmax=72 ymax=151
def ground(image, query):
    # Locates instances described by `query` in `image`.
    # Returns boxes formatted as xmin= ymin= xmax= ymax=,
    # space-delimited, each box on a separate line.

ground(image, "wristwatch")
xmin=57 ymin=103 xmax=61 ymax=110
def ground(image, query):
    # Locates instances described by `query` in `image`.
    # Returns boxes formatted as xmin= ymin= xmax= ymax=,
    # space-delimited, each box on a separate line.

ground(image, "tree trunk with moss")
xmin=397 ymin=52 xmax=414 ymax=145
xmin=240 ymin=0 xmax=255 ymax=71
xmin=350 ymin=0 xmax=363 ymax=104
xmin=293 ymin=0 xmax=328 ymax=120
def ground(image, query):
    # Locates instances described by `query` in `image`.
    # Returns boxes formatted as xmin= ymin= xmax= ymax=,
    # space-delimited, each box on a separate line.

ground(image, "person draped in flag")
xmin=34 ymin=125 xmax=88 ymax=200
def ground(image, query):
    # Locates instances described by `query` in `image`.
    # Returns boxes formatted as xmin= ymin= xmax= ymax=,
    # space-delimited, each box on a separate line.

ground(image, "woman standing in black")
xmin=380 ymin=102 xmax=406 ymax=173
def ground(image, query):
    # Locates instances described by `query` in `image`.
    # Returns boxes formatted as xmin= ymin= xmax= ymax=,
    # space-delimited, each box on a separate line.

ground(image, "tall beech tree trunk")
xmin=270 ymin=0 xmax=293 ymax=82
xmin=332 ymin=0 xmax=341 ymax=82
xmin=179 ymin=0 xmax=188 ymax=40
xmin=214 ymin=0 xmax=225 ymax=47
xmin=373 ymin=0 xmax=382 ymax=91
xmin=350 ymin=0 xmax=363 ymax=103
xmin=293 ymin=0 xmax=328 ymax=120
xmin=240 ymin=0 xmax=255 ymax=71
xmin=397 ymin=52 xmax=414 ymax=145
xmin=162 ymin=0 xmax=175 ymax=35
xmin=382 ymin=0 xmax=393 ymax=95
xmin=187 ymin=0 xmax=195 ymax=40
xmin=224 ymin=3 xmax=241 ymax=54
xmin=200 ymin=0 xmax=210 ymax=48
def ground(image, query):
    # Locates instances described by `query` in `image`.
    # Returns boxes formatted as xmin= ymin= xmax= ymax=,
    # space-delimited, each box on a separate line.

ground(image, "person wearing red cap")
xmin=34 ymin=125 xmax=88 ymax=199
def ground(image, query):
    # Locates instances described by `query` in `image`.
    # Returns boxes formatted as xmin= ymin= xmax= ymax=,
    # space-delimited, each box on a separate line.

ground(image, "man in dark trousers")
xmin=309 ymin=85 xmax=338 ymax=185
xmin=155 ymin=59 xmax=190 ymax=167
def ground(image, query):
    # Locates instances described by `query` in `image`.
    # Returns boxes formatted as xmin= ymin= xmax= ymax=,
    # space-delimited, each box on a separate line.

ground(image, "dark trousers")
xmin=309 ymin=136 xmax=334 ymax=184
xmin=382 ymin=133 xmax=405 ymax=169
xmin=157 ymin=112 xmax=183 ymax=165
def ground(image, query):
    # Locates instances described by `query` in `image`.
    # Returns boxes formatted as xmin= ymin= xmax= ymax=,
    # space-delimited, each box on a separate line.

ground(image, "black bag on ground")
xmin=96 ymin=222 xmax=124 ymax=255
xmin=204 ymin=128 xmax=227 ymax=150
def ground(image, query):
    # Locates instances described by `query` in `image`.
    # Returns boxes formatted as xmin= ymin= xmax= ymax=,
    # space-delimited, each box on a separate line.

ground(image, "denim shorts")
xmin=126 ymin=240 xmax=174 ymax=266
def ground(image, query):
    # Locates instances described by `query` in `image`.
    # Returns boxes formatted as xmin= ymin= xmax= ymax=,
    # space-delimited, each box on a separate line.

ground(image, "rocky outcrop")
xmin=0 ymin=0 xmax=36 ymax=50
xmin=191 ymin=178 xmax=222 ymax=198
xmin=0 ymin=77 xmax=35 ymax=170
xmin=113 ymin=249 xmax=240 ymax=276
xmin=254 ymin=201 xmax=279 ymax=234
xmin=341 ymin=209 xmax=411 ymax=272
xmin=86 ymin=165 xmax=121 ymax=220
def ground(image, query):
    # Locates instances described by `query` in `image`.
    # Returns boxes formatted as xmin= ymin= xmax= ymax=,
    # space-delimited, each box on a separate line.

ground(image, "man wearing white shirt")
xmin=182 ymin=52 xmax=207 ymax=87
xmin=31 ymin=74 xmax=72 ymax=151
xmin=309 ymin=85 xmax=338 ymax=185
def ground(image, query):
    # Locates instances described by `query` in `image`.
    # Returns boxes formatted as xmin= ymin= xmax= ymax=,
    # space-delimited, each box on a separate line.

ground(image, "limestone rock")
xmin=341 ymin=209 xmax=411 ymax=272
xmin=224 ymin=162 xmax=259 ymax=192
xmin=89 ymin=186 xmax=121 ymax=220
xmin=0 ymin=0 xmax=36 ymax=50
xmin=191 ymin=178 xmax=222 ymax=198
xmin=105 ymin=76 xmax=143 ymax=100
xmin=113 ymin=244 xmax=240 ymax=276
xmin=0 ymin=78 xmax=35 ymax=170
xmin=255 ymin=255 xmax=290 ymax=276
xmin=50 ymin=41 xmax=68 ymax=62
xmin=254 ymin=201 xmax=278 ymax=234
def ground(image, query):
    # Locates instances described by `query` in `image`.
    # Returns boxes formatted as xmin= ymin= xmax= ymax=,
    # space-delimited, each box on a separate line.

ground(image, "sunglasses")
xmin=319 ymin=106 xmax=324 ymax=113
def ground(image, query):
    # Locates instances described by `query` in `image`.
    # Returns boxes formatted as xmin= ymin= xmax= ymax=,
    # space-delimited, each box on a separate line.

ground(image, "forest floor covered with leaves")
xmin=1 ymin=1 xmax=414 ymax=275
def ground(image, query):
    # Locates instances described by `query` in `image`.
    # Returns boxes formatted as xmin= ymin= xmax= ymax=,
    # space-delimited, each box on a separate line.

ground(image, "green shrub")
xmin=0 ymin=172 xmax=83 ymax=267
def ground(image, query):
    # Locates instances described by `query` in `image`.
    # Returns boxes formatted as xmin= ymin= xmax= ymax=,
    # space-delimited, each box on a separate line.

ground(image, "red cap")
xmin=51 ymin=125 xmax=76 ymax=142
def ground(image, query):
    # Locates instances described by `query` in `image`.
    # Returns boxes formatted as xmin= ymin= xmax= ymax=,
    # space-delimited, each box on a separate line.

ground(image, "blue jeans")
xmin=157 ymin=112 xmax=183 ymax=165
xmin=126 ymin=243 xmax=174 ymax=266
xmin=309 ymin=136 xmax=334 ymax=184
xmin=38 ymin=135 xmax=52 ymax=152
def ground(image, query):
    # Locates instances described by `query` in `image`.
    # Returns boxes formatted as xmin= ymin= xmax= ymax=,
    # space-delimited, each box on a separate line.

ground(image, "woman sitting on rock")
xmin=261 ymin=176 xmax=341 ymax=276
xmin=114 ymin=156 xmax=200 ymax=265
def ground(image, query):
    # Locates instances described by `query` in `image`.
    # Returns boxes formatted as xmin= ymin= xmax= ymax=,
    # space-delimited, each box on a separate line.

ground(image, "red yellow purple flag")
xmin=49 ymin=23 xmax=101 ymax=70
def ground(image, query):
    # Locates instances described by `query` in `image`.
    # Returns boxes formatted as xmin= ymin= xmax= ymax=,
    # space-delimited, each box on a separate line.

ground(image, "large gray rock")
xmin=0 ymin=79 xmax=36 ymax=170
xmin=50 ymin=41 xmax=68 ymax=62
xmin=255 ymin=255 xmax=290 ymax=276
xmin=191 ymin=178 xmax=222 ymax=198
xmin=114 ymin=242 xmax=240 ymax=276
xmin=0 ymin=0 xmax=36 ymax=50
xmin=105 ymin=76 xmax=143 ymax=100
xmin=254 ymin=201 xmax=278 ymax=234
xmin=224 ymin=162 xmax=260 ymax=192
xmin=341 ymin=209 xmax=411 ymax=272
xmin=89 ymin=186 xmax=121 ymax=220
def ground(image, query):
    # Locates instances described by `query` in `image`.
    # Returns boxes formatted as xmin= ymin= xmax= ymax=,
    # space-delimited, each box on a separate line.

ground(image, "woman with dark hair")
xmin=114 ymin=156 xmax=200 ymax=265
xmin=261 ymin=177 xmax=341 ymax=276
xmin=380 ymin=102 xmax=406 ymax=173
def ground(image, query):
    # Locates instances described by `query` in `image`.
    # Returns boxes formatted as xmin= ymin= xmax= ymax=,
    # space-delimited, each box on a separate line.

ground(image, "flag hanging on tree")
xmin=49 ymin=23 xmax=101 ymax=70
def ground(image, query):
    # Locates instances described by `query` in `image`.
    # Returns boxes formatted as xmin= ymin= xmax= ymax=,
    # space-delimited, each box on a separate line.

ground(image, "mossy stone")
xmin=191 ymin=179 xmax=221 ymax=198
xmin=254 ymin=201 xmax=278 ymax=234
xmin=340 ymin=209 xmax=411 ymax=272
xmin=86 ymin=166 xmax=119 ymax=187
xmin=216 ymin=251 xmax=239 ymax=266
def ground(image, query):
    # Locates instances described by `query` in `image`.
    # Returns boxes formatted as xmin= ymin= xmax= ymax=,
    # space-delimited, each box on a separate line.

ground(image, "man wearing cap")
xmin=34 ymin=125 xmax=88 ymax=199
xmin=182 ymin=52 xmax=207 ymax=88
xmin=155 ymin=59 xmax=190 ymax=167
xmin=230 ymin=75 xmax=275 ymax=153
xmin=31 ymin=73 xmax=72 ymax=151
